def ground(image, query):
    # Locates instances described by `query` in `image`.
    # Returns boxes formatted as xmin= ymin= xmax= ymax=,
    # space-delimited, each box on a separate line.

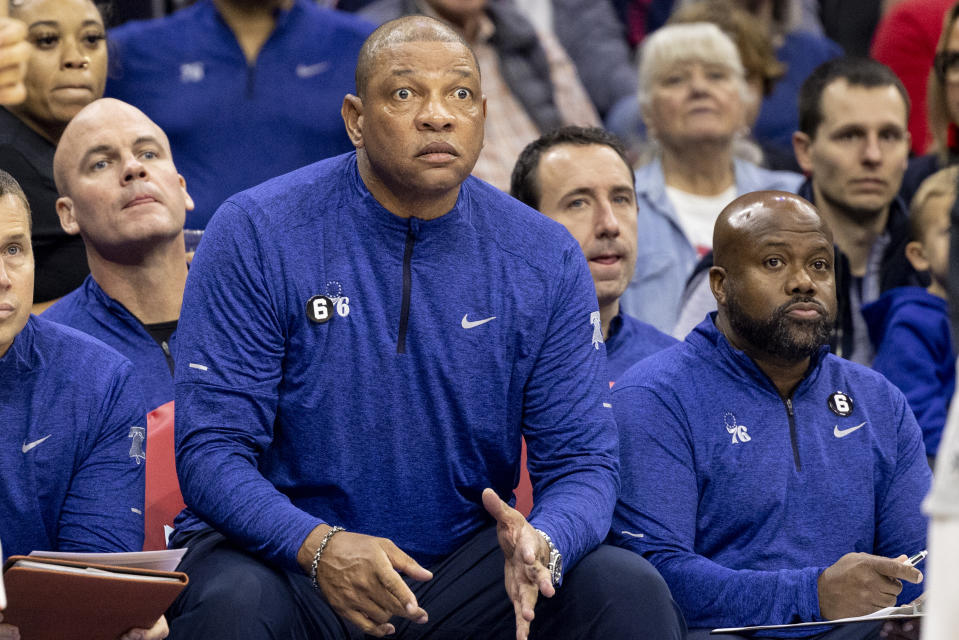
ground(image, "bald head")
xmin=51 ymin=97 xmax=192 ymax=262
xmin=355 ymin=15 xmax=479 ymax=99
xmin=54 ymin=98 xmax=173 ymax=195
xmin=713 ymin=191 xmax=833 ymax=270
xmin=710 ymin=191 xmax=837 ymax=369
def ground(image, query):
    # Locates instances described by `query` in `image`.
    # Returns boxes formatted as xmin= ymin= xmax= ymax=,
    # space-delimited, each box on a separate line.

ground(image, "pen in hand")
xmin=905 ymin=550 xmax=927 ymax=568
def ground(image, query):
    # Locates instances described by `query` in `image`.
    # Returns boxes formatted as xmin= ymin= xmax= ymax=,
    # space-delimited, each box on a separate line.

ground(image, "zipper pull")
xmin=785 ymin=398 xmax=794 ymax=417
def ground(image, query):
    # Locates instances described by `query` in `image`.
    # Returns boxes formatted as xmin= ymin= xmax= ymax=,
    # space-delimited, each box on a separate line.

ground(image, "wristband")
xmin=310 ymin=526 xmax=345 ymax=590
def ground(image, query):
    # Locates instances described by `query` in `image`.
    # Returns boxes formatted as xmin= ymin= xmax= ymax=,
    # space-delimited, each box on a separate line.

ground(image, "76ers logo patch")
xmin=724 ymin=412 xmax=751 ymax=444
xmin=307 ymin=281 xmax=352 ymax=324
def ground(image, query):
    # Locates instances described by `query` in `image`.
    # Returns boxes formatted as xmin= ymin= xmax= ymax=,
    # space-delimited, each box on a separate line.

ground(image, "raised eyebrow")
xmin=449 ymin=67 xmax=475 ymax=80
xmin=389 ymin=67 xmax=475 ymax=80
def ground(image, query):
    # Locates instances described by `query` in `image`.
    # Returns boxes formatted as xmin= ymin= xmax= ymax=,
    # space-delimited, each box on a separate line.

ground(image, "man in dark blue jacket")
xmin=611 ymin=191 xmax=930 ymax=639
xmin=165 ymin=16 xmax=684 ymax=640
xmin=45 ymin=98 xmax=193 ymax=414
xmin=0 ymin=169 xmax=165 ymax=639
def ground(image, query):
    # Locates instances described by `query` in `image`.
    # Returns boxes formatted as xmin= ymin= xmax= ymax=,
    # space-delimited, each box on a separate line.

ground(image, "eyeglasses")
xmin=934 ymin=50 xmax=959 ymax=82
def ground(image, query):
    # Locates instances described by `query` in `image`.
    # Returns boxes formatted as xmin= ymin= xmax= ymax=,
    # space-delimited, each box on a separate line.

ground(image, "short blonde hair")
xmin=910 ymin=165 xmax=959 ymax=241
xmin=637 ymin=22 xmax=750 ymax=111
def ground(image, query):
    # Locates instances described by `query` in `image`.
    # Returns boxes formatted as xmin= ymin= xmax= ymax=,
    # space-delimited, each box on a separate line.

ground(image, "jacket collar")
xmin=688 ymin=312 xmax=829 ymax=397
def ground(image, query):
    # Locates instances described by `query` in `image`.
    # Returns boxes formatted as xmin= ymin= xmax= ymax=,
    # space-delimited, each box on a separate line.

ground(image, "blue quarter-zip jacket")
xmin=0 ymin=315 xmax=146 ymax=560
xmin=605 ymin=311 xmax=677 ymax=384
xmin=609 ymin=315 xmax=930 ymax=634
xmin=172 ymin=152 xmax=619 ymax=573
xmin=45 ymin=275 xmax=175 ymax=412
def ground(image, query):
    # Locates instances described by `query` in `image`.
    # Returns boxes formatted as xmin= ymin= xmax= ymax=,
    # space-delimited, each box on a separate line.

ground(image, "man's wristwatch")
xmin=534 ymin=528 xmax=563 ymax=586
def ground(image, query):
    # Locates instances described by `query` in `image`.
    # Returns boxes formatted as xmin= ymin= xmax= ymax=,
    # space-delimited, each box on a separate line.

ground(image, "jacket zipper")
xmin=160 ymin=340 xmax=174 ymax=376
xmin=397 ymin=219 xmax=415 ymax=353
xmin=784 ymin=397 xmax=801 ymax=471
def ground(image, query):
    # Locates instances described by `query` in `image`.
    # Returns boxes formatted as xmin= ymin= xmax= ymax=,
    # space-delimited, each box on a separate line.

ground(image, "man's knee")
xmin=168 ymin=547 xmax=302 ymax=638
xmin=572 ymin=545 xmax=674 ymax=603
xmin=545 ymin=544 xmax=686 ymax=638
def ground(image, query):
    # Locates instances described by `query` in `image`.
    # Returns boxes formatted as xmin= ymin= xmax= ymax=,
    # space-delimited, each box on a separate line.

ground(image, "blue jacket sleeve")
xmin=873 ymin=388 xmax=931 ymax=605
xmin=873 ymin=314 xmax=952 ymax=456
xmin=173 ymin=202 xmax=322 ymax=571
xmin=57 ymin=360 xmax=146 ymax=553
xmin=524 ymin=246 xmax=619 ymax=574
xmin=610 ymin=381 xmax=823 ymax=628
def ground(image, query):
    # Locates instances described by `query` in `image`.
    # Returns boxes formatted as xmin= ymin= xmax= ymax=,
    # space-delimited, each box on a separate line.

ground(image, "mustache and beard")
xmin=725 ymin=292 xmax=834 ymax=362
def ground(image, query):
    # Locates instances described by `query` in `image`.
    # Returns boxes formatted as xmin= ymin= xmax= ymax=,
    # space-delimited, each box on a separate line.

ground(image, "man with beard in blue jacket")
xmin=610 ymin=191 xmax=931 ymax=639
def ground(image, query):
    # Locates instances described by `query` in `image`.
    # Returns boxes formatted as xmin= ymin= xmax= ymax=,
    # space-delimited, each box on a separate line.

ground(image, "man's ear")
xmin=709 ymin=265 xmax=728 ymax=306
xmin=342 ymin=94 xmax=364 ymax=149
xmin=905 ymin=240 xmax=930 ymax=273
xmin=55 ymin=197 xmax=79 ymax=236
xmin=792 ymin=131 xmax=814 ymax=175
xmin=179 ymin=174 xmax=195 ymax=212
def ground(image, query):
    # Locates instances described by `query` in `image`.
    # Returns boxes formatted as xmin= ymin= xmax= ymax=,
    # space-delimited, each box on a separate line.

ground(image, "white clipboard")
xmin=712 ymin=603 xmax=923 ymax=634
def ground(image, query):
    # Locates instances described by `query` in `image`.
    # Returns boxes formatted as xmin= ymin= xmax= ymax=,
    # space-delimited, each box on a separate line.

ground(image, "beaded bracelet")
xmin=310 ymin=526 xmax=345 ymax=589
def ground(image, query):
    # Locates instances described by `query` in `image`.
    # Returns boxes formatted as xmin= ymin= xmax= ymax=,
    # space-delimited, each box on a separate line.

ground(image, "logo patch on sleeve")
xmin=590 ymin=311 xmax=603 ymax=349
xmin=128 ymin=426 xmax=146 ymax=465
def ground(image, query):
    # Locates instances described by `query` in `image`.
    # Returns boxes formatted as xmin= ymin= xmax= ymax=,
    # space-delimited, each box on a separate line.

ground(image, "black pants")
xmin=166 ymin=525 xmax=687 ymax=639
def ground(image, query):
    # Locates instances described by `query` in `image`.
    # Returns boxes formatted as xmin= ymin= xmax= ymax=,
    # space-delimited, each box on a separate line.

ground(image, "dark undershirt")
xmin=144 ymin=320 xmax=178 ymax=375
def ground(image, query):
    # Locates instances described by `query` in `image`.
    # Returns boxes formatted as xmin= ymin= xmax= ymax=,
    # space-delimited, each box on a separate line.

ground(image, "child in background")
xmin=863 ymin=166 xmax=957 ymax=463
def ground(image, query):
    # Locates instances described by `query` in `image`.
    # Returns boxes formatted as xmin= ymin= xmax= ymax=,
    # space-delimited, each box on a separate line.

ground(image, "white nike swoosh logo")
xmin=22 ymin=434 xmax=51 ymax=453
xmin=834 ymin=422 xmax=867 ymax=438
xmin=461 ymin=314 xmax=496 ymax=329
xmin=620 ymin=530 xmax=645 ymax=538
xmin=296 ymin=62 xmax=329 ymax=78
